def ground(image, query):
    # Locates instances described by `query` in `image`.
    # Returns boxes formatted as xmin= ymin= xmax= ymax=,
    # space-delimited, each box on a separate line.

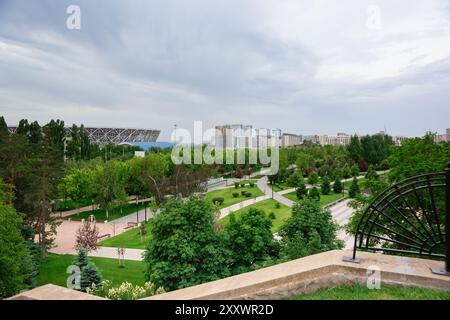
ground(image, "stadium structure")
xmin=8 ymin=126 xmax=160 ymax=146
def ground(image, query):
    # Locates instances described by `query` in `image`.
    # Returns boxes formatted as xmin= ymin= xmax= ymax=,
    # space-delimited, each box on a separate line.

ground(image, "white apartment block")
xmin=282 ymin=133 xmax=303 ymax=147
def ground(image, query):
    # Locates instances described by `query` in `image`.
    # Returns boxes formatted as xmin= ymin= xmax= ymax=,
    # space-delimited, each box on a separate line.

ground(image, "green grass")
xmin=67 ymin=203 xmax=147 ymax=222
xmin=343 ymin=178 xmax=368 ymax=191
xmin=288 ymin=283 xmax=450 ymax=300
xmin=220 ymin=199 xmax=291 ymax=232
xmin=99 ymin=221 xmax=153 ymax=249
xmin=268 ymin=181 xmax=291 ymax=192
xmin=37 ymin=253 xmax=146 ymax=288
xmin=205 ymin=186 xmax=264 ymax=209
xmin=284 ymin=191 xmax=344 ymax=207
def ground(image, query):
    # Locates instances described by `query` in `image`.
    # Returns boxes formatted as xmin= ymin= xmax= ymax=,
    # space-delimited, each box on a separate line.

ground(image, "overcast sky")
xmin=1 ymin=0 xmax=449 ymax=140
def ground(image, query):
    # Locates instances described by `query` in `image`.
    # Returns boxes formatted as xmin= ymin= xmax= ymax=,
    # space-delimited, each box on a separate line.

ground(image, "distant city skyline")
xmin=1 ymin=1 xmax=450 ymax=140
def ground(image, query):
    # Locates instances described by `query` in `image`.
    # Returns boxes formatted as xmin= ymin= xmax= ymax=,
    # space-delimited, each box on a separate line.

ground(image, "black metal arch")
xmin=344 ymin=163 xmax=450 ymax=276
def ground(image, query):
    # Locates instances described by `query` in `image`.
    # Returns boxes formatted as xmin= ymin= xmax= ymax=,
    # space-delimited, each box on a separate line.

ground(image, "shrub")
xmin=268 ymin=212 xmax=276 ymax=220
xmin=241 ymin=190 xmax=247 ymax=196
xmin=234 ymin=182 xmax=239 ymax=189
xmin=245 ymin=192 xmax=252 ymax=198
xmin=212 ymin=197 xmax=225 ymax=205
xmin=308 ymin=187 xmax=321 ymax=202
xmin=333 ymin=178 xmax=343 ymax=194
xmin=348 ymin=178 xmax=361 ymax=198
xmin=321 ymin=176 xmax=331 ymax=195
xmin=249 ymin=182 xmax=255 ymax=188
xmin=232 ymin=192 xmax=239 ymax=198
xmin=279 ymin=199 xmax=343 ymax=260
xmin=275 ymin=202 xmax=281 ymax=209
xmin=241 ymin=183 xmax=246 ymax=188
xmin=308 ymin=172 xmax=319 ymax=185
xmin=295 ymin=181 xmax=307 ymax=200
xmin=89 ymin=280 xmax=165 ymax=300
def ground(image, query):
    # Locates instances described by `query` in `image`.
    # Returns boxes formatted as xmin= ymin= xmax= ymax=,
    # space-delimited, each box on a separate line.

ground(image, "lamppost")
xmin=136 ymin=197 xmax=139 ymax=225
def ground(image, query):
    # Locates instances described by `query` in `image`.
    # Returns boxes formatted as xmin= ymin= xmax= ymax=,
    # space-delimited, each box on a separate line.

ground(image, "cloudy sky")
xmin=1 ymin=0 xmax=449 ymax=140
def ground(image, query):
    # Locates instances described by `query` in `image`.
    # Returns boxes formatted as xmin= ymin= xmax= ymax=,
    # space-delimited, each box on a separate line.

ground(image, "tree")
xmin=351 ymin=164 xmax=360 ymax=177
xmin=279 ymin=199 xmax=343 ymax=260
xmin=95 ymin=161 xmax=128 ymax=219
xmin=307 ymin=172 xmax=319 ymax=185
xmin=80 ymin=262 xmax=102 ymax=292
xmin=74 ymin=247 xmax=90 ymax=270
xmin=286 ymin=172 xmax=304 ymax=188
xmin=348 ymin=177 xmax=360 ymax=198
xmin=223 ymin=208 xmax=279 ymax=274
xmin=320 ymin=176 xmax=331 ymax=195
xmin=75 ymin=221 xmax=99 ymax=252
xmin=333 ymin=178 xmax=343 ymax=194
xmin=0 ymin=116 xmax=8 ymax=135
xmin=388 ymin=133 xmax=450 ymax=182
xmin=25 ymin=128 xmax=63 ymax=259
xmin=62 ymin=168 xmax=95 ymax=214
xmin=347 ymin=135 xmax=361 ymax=163
xmin=308 ymin=187 xmax=321 ymax=202
xmin=295 ymin=180 xmax=308 ymax=200
xmin=144 ymin=197 xmax=229 ymax=291
xmin=365 ymin=165 xmax=379 ymax=180
xmin=0 ymin=202 xmax=31 ymax=298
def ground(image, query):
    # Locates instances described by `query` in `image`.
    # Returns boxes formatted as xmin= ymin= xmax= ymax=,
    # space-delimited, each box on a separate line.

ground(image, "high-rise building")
xmin=282 ymin=133 xmax=303 ymax=147
xmin=215 ymin=124 xmax=253 ymax=150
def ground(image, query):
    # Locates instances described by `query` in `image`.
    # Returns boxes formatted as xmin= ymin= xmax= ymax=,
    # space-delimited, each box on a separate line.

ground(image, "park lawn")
xmin=99 ymin=221 xmax=153 ymax=250
xmin=288 ymin=283 xmax=450 ymax=300
xmin=284 ymin=191 xmax=344 ymax=207
xmin=268 ymin=181 xmax=291 ymax=192
xmin=205 ymin=186 xmax=264 ymax=209
xmin=235 ymin=179 xmax=258 ymax=185
xmin=220 ymin=199 xmax=291 ymax=232
xmin=343 ymin=178 xmax=368 ymax=190
xmin=37 ymin=253 xmax=146 ymax=288
xmin=67 ymin=203 xmax=147 ymax=222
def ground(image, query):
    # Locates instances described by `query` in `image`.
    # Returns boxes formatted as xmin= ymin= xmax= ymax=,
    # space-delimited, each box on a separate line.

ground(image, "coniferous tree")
xmin=80 ymin=262 xmax=102 ymax=292
xmin=349 ymin=177 xmax=361 ymax=198
xmin=333 ymin=178 xmax=343 ymax=194
xmin=321 ymin=176 xmax=331 ymax=195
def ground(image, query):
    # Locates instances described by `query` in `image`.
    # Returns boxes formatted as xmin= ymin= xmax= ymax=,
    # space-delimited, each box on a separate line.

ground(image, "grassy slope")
xmin=220 ymin=199 xmax=291 ymax=232
xmin=205 ymin=186 xmax=264 ymax=209
xmin=288 ymin=283 xmax=450 ymax=300
xmin=99 ymin=221 xmax=153 ymax=249
xmin=37 ymin=253 xmax=146 ymax=288
xmin=284 ymin=191 xmax=344 ymax=207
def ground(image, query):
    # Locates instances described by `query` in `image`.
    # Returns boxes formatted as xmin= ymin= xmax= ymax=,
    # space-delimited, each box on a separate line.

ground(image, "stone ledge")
xmin=6 ymin=250 xmax=450 ymax=300
xmin=144 ymin=250 xmax=450 ymax=300
xmin=7 ymin=284 xmax=106 ymax=300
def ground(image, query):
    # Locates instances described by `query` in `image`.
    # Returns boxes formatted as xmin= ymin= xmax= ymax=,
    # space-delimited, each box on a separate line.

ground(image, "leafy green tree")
xmin=61 ymin=168 xmax=95 ymax=214
xmin=388 ymin=133 xmax=450 ymax=182
xmin=279 ymin=199 xmax=343 ymax=260
xmin=286 ymin=172 xmax=304 ymax=188
xmin=333 ymin=178 xmax=343 ymax=194
xmin=145 ymin=197 xmax=229 ymax=291
xmin=223 ymin=208 xmax=279 ymax=274
xmin=320 ymin=176 xmax=331 ymax=195
xmin=347 ymin=135 xmax=362 ymax=163
xmin=348 ymin=177 xmax=360 ymax=198
xmin=351 ymin=164 xmax=360 ymax=177
xmin=295 ymin=180 xmax=307 ymax=200
xmin=308 ymin=187 xmax=321 ymax=202
xmin=95 ymin=161 xmax=128 ymax=219
xmin=43 ymin=120 xmax=66 ymax=161
xmin=307 ymin=172 xmax=319 ymax=185
xmin=0 ymin=202 xmax=31 ymax=298
xmin=365 ymin=165 xmax=379 ymax=180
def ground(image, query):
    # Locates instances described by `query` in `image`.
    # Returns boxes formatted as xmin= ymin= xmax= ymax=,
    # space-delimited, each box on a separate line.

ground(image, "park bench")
xmin=97 ymin=234 xmax=111 ymax=240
